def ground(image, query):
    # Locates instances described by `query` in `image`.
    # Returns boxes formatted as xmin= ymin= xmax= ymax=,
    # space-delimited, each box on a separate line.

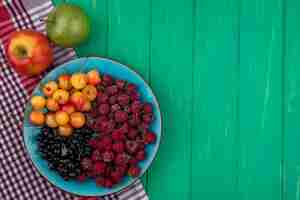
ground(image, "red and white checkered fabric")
xmin=0 ymin=0 xmax=148 ymax=200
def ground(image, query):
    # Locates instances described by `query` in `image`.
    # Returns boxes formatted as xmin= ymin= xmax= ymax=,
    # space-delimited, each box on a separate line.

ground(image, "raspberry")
xmin=126 ymin=83 xmax=136 ymax=93
xmin=91 ymin=150 xmax=102 ymax=162
xmin=123 ymin=105 xmax=131 ymax=113
xmin=144 ymin=132 xmax=156 ymax=144
xmin=98 ymin=103 xmax=110 ymax=115
xmin=115 ymin=111 xmax=128 ymax=123
xmin=131 ymin=101 xmax=142 ymax=113
xmin=111 ymin=104 xmax=121 ymax=112
xmin=128 ymin=165 xmax=141 ymax=177
xmin=104 ymin=120 xmax=115 ymax=133
xmin=126 ymin=140 xmax=139 ymax=154
xmin=102 ymin=151 xmax=114 ymax=162
xmin=105 ymin=166 xmax=113 ymax=177
xmin=111 ymin=130 xmax=125 ymax=141
xmin=136 ymin=150 xmax=146 ymax=161
xmin=95 ymin=176 xmax=105 ymax=187
xmin=102 ymin=75 xmax=113 ymax=86
xmin=77 ymin=174 xmax=87 ymax=182
xmin=118 ymin=123 xmax=129 ymax=134
xmin=108 ymin=112 xmax=114 ymax=119
xmin=104 ymin=179 xmax=114 ymax=188
xmin=81 ymin=158 xmax=93 ymax=170
xmin=139 ymin=123 xmax=149 ymax=133
xmin=93 ymin=161 xmax=106 ymax=175
xmin=127 ymin=128 xmax=138 ymax=140
xmin=97 ymin=93 xmax=109 ymax=103
xmin=114 ymin=153 xmax=130 ymax=165
xmin=109 ymin=95 xmax=117 ymax=104
xmin=117 ymin=94 xmax=130 ymax=106
xmin=129 ymin=158 xmax=138 ymax=165
xmin=99 ymin=136 xmax=112 ymax=150
xmin=115 ymin=80 xmax=126 ymax=89
xmin=142 ymin=113 xmax=153 ymax=124
xmin=143 ymin=103 xmax=152 ymax=113
xmin=130 ymin=91 xmax=140 ymax=101
xmin=98 ymin=115 xmax=108 ymax=122
xmin=112 ymin=142 xmax=125 ymax=153
xmin=116 ymin=165 xmax=128 ymax=175
xmin=105 ymin=85 xmax=118 ymax=96
xmin=88 ymin=138 xmax=98 ymax=149
xmin=111 ymin=170 xmax=122 ymax=183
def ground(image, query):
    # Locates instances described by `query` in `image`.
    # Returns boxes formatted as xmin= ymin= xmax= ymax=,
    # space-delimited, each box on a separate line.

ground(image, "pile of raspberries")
xmin=81 ymin=74 xmax=157 ymax=188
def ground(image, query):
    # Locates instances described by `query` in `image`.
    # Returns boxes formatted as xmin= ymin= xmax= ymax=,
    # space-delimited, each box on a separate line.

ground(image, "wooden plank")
xmin=147 ymin=0 xmax=193 ymax=199
xmin=238 ymin=0 xmax=283 ymax=199
xmin=191 ymin=0 xmax=239 ymax=199
xmin=63 ymin=0 xmax=108 ymax=56
xmin=284 ymin=0 xmax=300 ymax=199
xmin=106 ymin=0 xmax=151 ymax=188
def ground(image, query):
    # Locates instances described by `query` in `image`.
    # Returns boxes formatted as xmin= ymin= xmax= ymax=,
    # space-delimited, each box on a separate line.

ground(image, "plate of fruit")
xmin=23 ymin=57 xmax=161 ymax=196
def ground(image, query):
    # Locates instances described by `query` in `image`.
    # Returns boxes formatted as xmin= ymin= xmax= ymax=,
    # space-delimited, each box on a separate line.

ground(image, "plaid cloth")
xmin=0 ymin=0 xmax=148 ymax=200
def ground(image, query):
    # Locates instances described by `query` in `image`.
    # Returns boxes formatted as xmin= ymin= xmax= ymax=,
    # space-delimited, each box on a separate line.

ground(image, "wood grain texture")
xmin=146 ymin=0 xmax=193 ymax=199
xmin=238 ymin=0 xmax=283 ymax=199
xmin=284 ymin=0 xmax=300 ymax=199
xmin=192 ymin=0 xmax=239 ymax=199
xmin=106 ymin=0 xmax=151 ymax=188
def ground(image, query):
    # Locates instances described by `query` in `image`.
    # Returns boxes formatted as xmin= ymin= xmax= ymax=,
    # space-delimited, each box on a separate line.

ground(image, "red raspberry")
xmin=81 ymin=158 xmax=93 ymax=170
xmin=98 ymin=103 xmax=110 ymax=115
xmin=77 ymin=174 xmax=87 ymax=182
xmin=97 ymin=93 xmax=109 ymax=103
xmin=131 ymin=101 xmax=142 ymax=113
xmin=99 ymin=136 xmax=112 ymax=150
xmin=126 ymin=140 xmax=139 ymax=154
xmin=105 ymin=166 xmax=113 ymax=177
xmin=105 ymin=85 xmax=118 ymax=96
xmin=116 ymin=80 xmax=126 ymax=89
xmin=143 ymin=103 xmax=152 ymax=113
xmin=88 ymin=138 xmax=98 ymax=149
xmin=111 ymin=130 xmax=125 ymax=141
xmin=144 ymin=132 xmax=156 ymax=144
xmin=128 ymin=165 xmax=141 ymax=177
xmin=111 ymin=170 xmax=122 ymax=184
xmin=91 ymin=150 xmax=102 ymax=162
xmin=136 ymin=150 xmax=146 ymax=161
xmin=109 ymin=95 xmax=117 ymax=104
xmin=130 ymin=91 xmax=140 ymax=101
xmin=127 ymin=128 xmax=138 ymax=140
xmin=117 ymin=94 xmax=130 ymax=106
xmin=102 ymin=75 xmax=113 ymax=86
xmin=115 ymin=111 xmax=128 ymax=123
xmin=123 ymin=105 xmax=131 ymax=113
xmin=95 ymin=176 xmax=105 ymax=187
xmin=98 ymin=115 xmax=108 ymax=122
xmin=104 ymin=179 xmax=114 ymax=188
xmin=114 ymin=153 xmax=130 ymax=165
xmin=129 ymin=158 xmax=138 ymax=165
xmin=118 ymin=123 xmax=129 ymax=134
xmin=129 ymin=113 xmax=141 ymax=126
xmin=102 ymin=151 xmax=114 ymax=162
xmin=112 ymin=142 xmax=125 ymax=153
xmin=139 ymin=123 xmax=149 ymax=133
xmin=116 ymin=165 xmax=127 ymax=176
xmin=93 ymin=162 xmax=106 ymax=175
xmin=142 ymin=113 xmax=153 ymax=124
xmin=126 ymin=83 xmax=136 ymax=93
xmin=104 ymin=120 xmax=115 ymax=133
xmin=111 ymin=104 xmax=121 ymax=112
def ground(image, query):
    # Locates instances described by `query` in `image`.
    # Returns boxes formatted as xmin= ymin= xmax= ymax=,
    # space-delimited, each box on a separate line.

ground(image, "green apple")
xmin=46 ymin=3 xmax=90 ymax=47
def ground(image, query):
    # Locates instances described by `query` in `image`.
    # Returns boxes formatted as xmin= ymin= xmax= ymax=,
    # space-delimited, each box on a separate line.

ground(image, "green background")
xmin=52 ymin=0 xmax=300 ymax=199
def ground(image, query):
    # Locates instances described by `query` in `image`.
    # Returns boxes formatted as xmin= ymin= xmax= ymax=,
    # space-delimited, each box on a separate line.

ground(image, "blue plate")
xmin=23 ymin=57 xmax=162 ymax=196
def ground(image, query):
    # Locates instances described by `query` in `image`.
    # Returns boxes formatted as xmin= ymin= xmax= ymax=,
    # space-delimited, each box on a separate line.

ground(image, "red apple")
xmin=6 ymin=30 xmax=53 ymax=76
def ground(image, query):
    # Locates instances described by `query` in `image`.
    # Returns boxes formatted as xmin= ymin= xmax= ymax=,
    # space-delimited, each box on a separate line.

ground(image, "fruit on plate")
xmin=80 ymin=101 xmax=92 ymax=112
xmin=87 ymin=70 xmax=101 ymax=85
xmin=45 ymin=113 xmax=58 ymax=128
xmin=70 ymin=112 xmax=85 ymax=128
xmin=70 ymin=91 xmax=87 ymax=110
xmin=70 ymin=73 xmax=87 ymax=90
xmin=55 ymin=111 xmax=69 ymax=126
xmin=30 ymin=96 xmax=46 ymax=110
xmin=61 ymin=103 xmax=75 ymax=114
xmin=46 ymin=3 xmax=90 ymax=47
xmin=58 ymin=124 xmax=73 ymax=137
xmin=6 ymin=30 xmax=53 ymax=76
xmin=52 ymin=89 xmax=69 ymax=104
xmin=58 ymin=74 xmax=72 ymax=90
xmin=42 ymin=81 xmax=58 ymax=97
xmin=82 ymin=85 xmax=97 ymax=101
xmin=46 ymin=98 xmax=59 ymax=111
xmin=30 ymin=111 xmax=45 ymax=126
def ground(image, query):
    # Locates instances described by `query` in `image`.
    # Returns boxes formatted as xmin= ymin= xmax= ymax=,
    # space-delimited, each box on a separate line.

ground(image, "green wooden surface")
xmin=52 ymin=0 xmax=300 ymax=199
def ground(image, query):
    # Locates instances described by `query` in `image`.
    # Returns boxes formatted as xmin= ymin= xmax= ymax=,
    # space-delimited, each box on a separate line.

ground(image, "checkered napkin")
xmin=0 ymin=0 xmax=148 ymax=200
